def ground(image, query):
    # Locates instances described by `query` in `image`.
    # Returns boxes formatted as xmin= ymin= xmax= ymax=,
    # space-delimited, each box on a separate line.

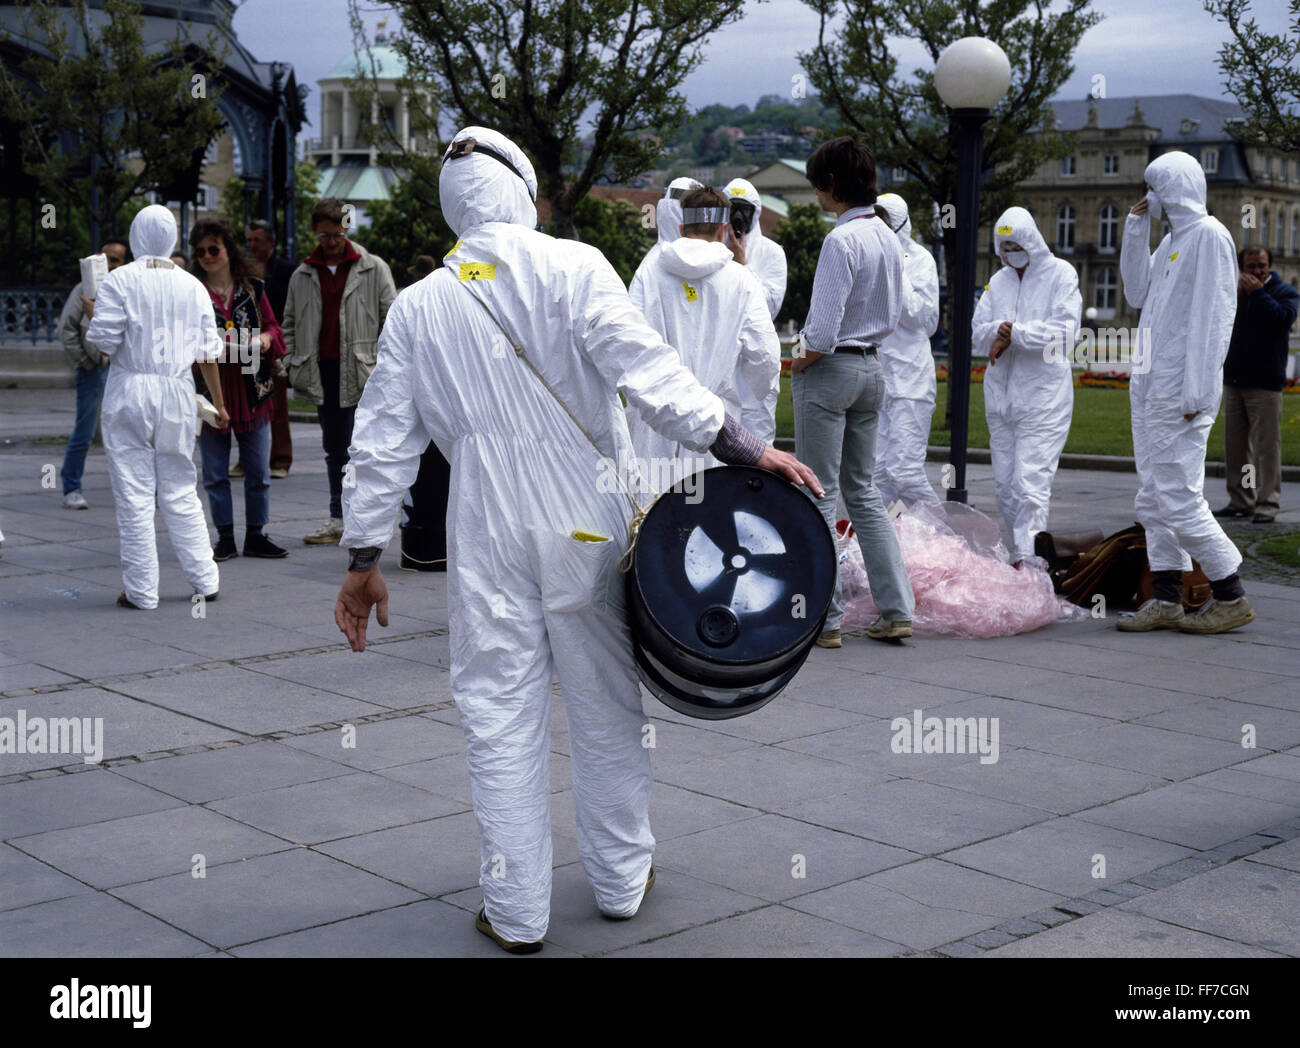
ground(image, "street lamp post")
xmin=934 ymin=37 xmax=1011 ymax=504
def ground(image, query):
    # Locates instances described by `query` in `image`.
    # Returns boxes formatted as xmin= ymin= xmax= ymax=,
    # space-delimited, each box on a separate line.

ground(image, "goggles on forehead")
xmin=681 ymin=207 xmax=729 ymax=224
xmin=444 ymin=137 xmax=536 ymax=203
xmin=666 ymin=185 xmax=696 ymax=200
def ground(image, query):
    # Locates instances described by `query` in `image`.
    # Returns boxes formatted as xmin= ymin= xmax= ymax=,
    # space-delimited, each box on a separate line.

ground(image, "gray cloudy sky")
xmin=231 ymin=0 xmax=1292 ymax=139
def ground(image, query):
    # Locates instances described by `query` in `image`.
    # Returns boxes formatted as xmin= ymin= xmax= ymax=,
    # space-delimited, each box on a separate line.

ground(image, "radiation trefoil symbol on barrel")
xmin=683 ymin=510 xmax=787 ymax=626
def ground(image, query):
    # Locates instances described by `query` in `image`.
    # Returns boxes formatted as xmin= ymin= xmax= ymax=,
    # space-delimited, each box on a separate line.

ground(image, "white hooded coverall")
xmin=630 ymin=177 xmax=702 ymax=287
xmin=871 ymin=194 xmax=941 ymax=506
xmin=86 ymin=205 xmax=223 ymax=607
xmin=973 ymin=207 xmax=1080 ymax=559
xmin=341 ymin=128 xmax=731 ymax=943
xmin=1121 ymin=150 xmax=1241 ymax=580
xmin=627 ymin=236 xmax=779 ymax=486
xmin=724 ymin=178 xmax=789 ymax=442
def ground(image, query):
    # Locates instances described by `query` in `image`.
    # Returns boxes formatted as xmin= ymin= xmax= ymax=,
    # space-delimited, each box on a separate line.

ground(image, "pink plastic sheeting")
xmin=839 ymin=502 xmax=1081 ymax=637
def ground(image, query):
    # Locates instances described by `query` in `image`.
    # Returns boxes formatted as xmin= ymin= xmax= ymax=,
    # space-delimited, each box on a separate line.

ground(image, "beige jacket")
xmin=283 ymin=241 xmax=396 ymax=408
xmin=58 ymin=283 xmax=109 ymax=371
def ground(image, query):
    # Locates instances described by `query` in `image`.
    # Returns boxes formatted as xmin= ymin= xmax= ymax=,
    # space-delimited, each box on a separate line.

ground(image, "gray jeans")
xmin=793 ymin=352 xmax=915 ymax=627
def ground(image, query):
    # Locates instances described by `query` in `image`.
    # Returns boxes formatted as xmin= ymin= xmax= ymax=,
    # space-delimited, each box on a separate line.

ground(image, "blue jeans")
xmin=793 ymin=352 xmax=915 ymax=626
xmin=61 ymin=365 xmax=109 ymax=494
xmin=199 ymin=419 xmax=271 ymax=529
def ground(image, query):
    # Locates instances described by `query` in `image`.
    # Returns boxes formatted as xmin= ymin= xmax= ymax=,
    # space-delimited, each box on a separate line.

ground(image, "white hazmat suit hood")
xmin=656 ymin=176 xmax=702 ymax=246
xmin=871 ymin=194 xmax=940 ymax=506
xmin=972 ymin=206 xmax=1080 ymax=558
xmin=343 ymin=127 xmax=732 ymax=945
xmin=1121 ymin=149 xmax=1241 ymax=581
xmin=129 ymin=204 xmax=180 ymax=260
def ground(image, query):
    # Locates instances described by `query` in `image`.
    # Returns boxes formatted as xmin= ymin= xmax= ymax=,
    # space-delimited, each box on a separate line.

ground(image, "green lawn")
xmin=774 ymin=375 xmax=1300 ymax=466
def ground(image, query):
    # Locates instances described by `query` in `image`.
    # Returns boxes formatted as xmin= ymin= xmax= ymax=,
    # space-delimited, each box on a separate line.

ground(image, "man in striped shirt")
xmin=791 ymin=137 xmax=915 ymax=646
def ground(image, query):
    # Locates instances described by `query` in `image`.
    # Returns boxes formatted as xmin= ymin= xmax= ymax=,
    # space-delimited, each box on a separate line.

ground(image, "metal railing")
xmin=1 ymin=287 xmax=66 ymax=343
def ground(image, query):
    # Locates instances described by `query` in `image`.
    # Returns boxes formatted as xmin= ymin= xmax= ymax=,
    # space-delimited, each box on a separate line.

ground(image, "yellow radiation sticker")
xmin=729 ymin=187 xmax=745 ymax=195
xmin=1168 ymin=250 xmax=1179 ymax=262
xmin=570 ymin=530 xmax=610 ymax=543
xmin=997 ymin=225 xmax=1014 ymax=235
xmin=444 ymin=239 xmax=463 ymax=258
xmin=984 ymin=284 xmax=989 ymax=291
xmin=459 ymin=262 xmax=495 ymax=281
xmin=683 ymin=282 xmax=699 ymax=302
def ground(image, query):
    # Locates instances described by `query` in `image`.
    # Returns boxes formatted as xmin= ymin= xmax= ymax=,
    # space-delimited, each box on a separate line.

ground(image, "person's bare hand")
xmin=1183 ymin=411 xmax=1199 ymax=422
xmin=217 ymin=406 xmax=230 ymax=431
xmin=1130 ymin=196 xmax=1149 ymax=216
xmin=997 ymin=321 xmax=1013 ymax=341
xmin=756 ymin=446 xmax=824 ymax=498
xmin=989 ymin=335 xmax=1011 ymax=364
xmin=728 ymin=229 xmax=747 ymax=266
xmin=789 ymin=349 xmax=822 ymax=374
xmin=1238 ymin=273 xmax=1263 ymax=295
xmin=335 ymin=566 xmax=389 ymax=652
xmin=81 ymin=296 xmax=94 ymax=320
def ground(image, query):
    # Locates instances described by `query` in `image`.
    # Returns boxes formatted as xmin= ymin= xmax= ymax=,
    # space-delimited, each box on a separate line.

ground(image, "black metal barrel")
xmin=625 ymin=466 xmax=836 ymax=719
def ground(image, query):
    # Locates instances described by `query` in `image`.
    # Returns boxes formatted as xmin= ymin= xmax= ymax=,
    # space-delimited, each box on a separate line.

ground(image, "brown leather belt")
xmin=834 ymin=344 xmax=878 ymax=356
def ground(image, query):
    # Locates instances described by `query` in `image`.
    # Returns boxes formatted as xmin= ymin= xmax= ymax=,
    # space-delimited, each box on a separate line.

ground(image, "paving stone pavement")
xmin=1 ymin=416 xmax=1298 ymax=957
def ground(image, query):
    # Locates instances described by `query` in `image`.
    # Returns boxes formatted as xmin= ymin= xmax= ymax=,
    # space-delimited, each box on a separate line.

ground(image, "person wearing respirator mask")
xmin=1119 ymin=150 xmax=1253 ymax=633
xmin=972 ymin=206 xmax=1080 ymax=564
xmin=872 ymin=193 xmax=941 ymax=506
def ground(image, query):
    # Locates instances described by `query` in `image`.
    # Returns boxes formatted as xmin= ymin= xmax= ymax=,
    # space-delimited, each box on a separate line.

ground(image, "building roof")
xmin=318 ymin=163 xmax=396 ymax=202
xmin=1048 ymin=94 xmax=1245 ymax=143
xmin=324 ymin=45 xmax=406 ymax=81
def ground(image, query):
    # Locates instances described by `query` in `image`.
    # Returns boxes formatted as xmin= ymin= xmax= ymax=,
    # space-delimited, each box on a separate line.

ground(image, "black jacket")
xmin=262 ymin=254 xmax=297 ymax=326
xmin=1224 ymin=271 xmax=1299 ymax=391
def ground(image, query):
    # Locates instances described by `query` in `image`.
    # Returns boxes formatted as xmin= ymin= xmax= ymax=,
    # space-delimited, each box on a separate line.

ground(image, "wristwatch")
xmin=348 ymin=546 xmax=382 ymax=572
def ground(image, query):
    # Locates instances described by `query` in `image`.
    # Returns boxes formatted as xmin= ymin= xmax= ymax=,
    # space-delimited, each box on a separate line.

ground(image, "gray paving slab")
xmin=279 ymin=714 xmax=466 ymax=770
xmin=0 ymin=769 xmax=183 ymax=840
xmin=645 ymin=781 xmax=764 ymax=841
xmin=0 ymin=663 xmax=80 ymax=691
xmin=787 ymin=858 xmax=1062 ymax=951
xmin=10 ymin=637 xmax=204 ymax=680
xmin=1136 ymin=698 xmax=1300 ymax=751
xmin=1119 ymin=860 xmax=1300 ymax=956
xmin=1246 ymin=837 xmax=1300 ymax=873
xmin=985 ymin=908 xmax=1287 ymax=957
xmin=111 ymin=666 xmax=388 ymax=735
xmin=608 ymin=903 xmax=906 ymax=957
xmin=0 ymin=842 xmax=91 ymax=912
xmin=0 ymin=891 xmax=212 ymax=957
xmin=656 ymin=813 xmax=915 ymax=902
xmin=943 ymin=815 xmax=1194 ymax=896
xmin=1076 ymin=782 xmax=1298 ymax=850
xmin=373 ymin=752 xmax=475 ymax=803
xmin=110 ymin=846 xmax=423 ymax=950
xmin=682 ymin=697 xmax=876 ymax=746
xmin=107 ymin=740 xmax=355 ymax=803
xmin=1185 ymin=766 xmax=1300 ymax=807
xmin=0 ymin=687 xmax=243 ymax=773
xmin=315 ymin=813 xmax=487 ymax=897
xmin=245 ymin=649 xmax=453 ymax=709
xmin=230 ymin=898 xmax=581 ymax=957
xmin=787 ymin=779 xmax=1052 ymax=854
xmin=11 ymin=805 xmax=292 ymax=889
xmin=1028 ymin=722 xmax=1250 ymax=780
xmin=874 ymin=654 xmax=1065 ymax=697
xmin=368 ymin=635 xmax=452 ymax=669
xmin=1231 ymin=752 xmax=1300 ymax=782
xmin=638 ymin=716 xmax=765 ymax=766
xmin=206 ymin=770 xmax=467 ymax=844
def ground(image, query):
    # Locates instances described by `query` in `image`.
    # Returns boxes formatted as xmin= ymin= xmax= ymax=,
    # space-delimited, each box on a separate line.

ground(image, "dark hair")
xmin=188 ymin=217 xmax=255 ymax=297
xmin=680 ymin=186 xmax=731 ymax=237
xmin=101 ymin=237 xmax=132 ymax=262
xmin=311 ymin=198 xmax=349 ymax=229
xmin=246 ymin=219 xmax=276 ymax=240
xmin=806 ymin=136 xmax=878 ymax=207
xmin=170 ymin=251 xmax=188 ymax=266
xmin=1240 ymin=245 xmax=1272 ymax=267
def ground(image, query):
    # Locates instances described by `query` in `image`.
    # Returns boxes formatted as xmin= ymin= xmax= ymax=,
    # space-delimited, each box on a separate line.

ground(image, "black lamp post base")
xmin=945 ymin=487 xmax=968 ymax=504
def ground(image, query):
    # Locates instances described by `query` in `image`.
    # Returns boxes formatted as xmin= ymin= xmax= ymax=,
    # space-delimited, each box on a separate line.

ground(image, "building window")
xmin=1057 ymin=205 xmax=1076 ymax=250
xmin=1293 ymin=160 xmax=1300 ymax=183
xmin=1094 ymin=266 xmax=1117 ymax=310
xmin=1279 ymin=213 xmax=1287 ymax=253
xmin=1273 ymin=156 xmax=1282 ymax=179
xmin=1061 ymin=155 xmax=1077 ymax=176
xmin=1103 ymin=154 xmax=1119 ymax=175
xmin=1202 ymin=148 xmax=1218 ymax=174
xmin=1099 ymin=204 xmax=1119 ymax=250
xmin=1292 ymin=211 xmax=1299 ymax=254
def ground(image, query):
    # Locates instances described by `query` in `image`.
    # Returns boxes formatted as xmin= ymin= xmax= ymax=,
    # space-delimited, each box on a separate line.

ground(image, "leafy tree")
xmin=346 ymin=0 xmax=749 ymax=238
xmin=220 ymin=175 xmax=246 ymax=230
xmin=798 ymin=0 xmax=1101 ymax=256
xmin=770 ymin=202 xmax=831 ymax=328
xmin=571 ymin=195 xmax=656 ymax=284
xmin=293 ymin=160 xmax=323 ymax=260
xmin=0 ymin=0 xmax=229 ymax=242
xmin=355 ymin=173 xmax=456 ymax=283
xmin=1205 ymin=0 xmax=1300 ymax=153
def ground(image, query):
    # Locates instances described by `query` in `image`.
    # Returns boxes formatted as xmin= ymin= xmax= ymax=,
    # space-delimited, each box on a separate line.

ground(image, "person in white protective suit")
xmin=1118 ymin=150 xmax=1254 ymax=633
xmin=972 ymin=206 xmax=1080 ymax=563
xmin=724 ymin=178 xmax=788 ymax=442
xmin=626 ymin=185 xmax=780 ymax=487
xmin=630 ymin=176 xmax=702 ymax=286
xmin=871 ymin=193 xmax=941 ymax=507
xmin=86 ymin=205 xmax=228 ymax=609
xmin=332 ymin=128 xmax=821 ymax=953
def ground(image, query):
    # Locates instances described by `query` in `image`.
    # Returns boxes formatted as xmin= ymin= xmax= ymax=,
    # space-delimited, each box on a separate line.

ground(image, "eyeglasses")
xmin=317 ymin=232 xmax=347 ymax=242
xmin=197 ymin=245 xmax=224 ymax=258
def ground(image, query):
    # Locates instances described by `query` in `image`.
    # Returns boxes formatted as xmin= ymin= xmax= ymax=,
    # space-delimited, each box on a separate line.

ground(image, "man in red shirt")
xmin=284 ymin=198 xmax=397 ymax=543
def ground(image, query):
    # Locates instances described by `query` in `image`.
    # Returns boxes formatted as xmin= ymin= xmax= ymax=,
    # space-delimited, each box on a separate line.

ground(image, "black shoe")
xmin=474 ymin=907 xmax=543 ymax=954
xmin=243 ymin=532 xmax=288 ymax=558
xmin=213 ymin=534 xmax=238 ymax=561
xmin=1252 ymin=513 xmax=1276 ymax=524
xmin=195 ymin=589 xmax=218 ymax=602
xmin=1212 ymin=505 xmax=1250 ymax=519
xmin=116 ymin=592 xmax=142 ymax=609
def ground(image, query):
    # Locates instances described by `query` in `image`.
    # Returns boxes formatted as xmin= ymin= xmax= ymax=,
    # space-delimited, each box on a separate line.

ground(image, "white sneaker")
xmin=303 ymin=517 xmax=344 ymax=545
xmin=63 ymin=491 xmax=89 ymax=510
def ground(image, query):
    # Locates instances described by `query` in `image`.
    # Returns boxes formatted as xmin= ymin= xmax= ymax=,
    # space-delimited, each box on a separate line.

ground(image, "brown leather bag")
xmin=1035 ymin=529 xmax=1105 ymax=576
xmin=1058 ymin=524 xmax=1212 ymax=611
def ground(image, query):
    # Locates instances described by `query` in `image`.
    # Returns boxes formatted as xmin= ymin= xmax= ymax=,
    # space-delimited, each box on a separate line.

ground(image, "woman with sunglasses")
xmin=190 ymin=217 xmax=289 ymax=561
